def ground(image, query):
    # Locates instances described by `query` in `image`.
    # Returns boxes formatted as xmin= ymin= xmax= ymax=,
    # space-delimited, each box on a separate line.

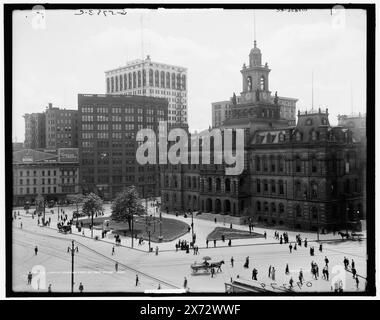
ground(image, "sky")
xmin=12 ymin=8 xmax=367 ymax=142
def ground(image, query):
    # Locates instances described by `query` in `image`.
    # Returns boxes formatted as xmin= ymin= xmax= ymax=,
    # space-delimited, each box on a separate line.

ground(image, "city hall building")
xmin=160 ymin=41 xmax=366 ymax=231
xmin=78 ymin=93 xmax=168 ymax=200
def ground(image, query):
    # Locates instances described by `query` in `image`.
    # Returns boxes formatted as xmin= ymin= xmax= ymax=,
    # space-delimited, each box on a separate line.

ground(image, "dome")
xmin=250 ymin=41 xmax=261 ymax=55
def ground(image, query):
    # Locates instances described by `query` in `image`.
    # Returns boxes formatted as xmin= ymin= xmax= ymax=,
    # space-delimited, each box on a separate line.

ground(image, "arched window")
xmin=142 ymin=69 xmax=146 ymax=87
xmin=216 ymin=178 xmax=221 ymax=192
xmin=124 ymin=74 xmax=127 ymax=90
xmin=311 ymin=157 xmax=318 ymax=173
xmin=271 ymin=179 xmax=276 ymax=193
xmin=177 ymin=74 xmax=181 ymax=90
xmin=311 ymin=182 xmax=318 ymax=198
xmin=271 ymin=202 xmax=276 ymax=213
xmin=225 ymin=178 xmax=231 ymax=192
xmin=187 ymin=177 xmax=191 ymax=189
xmin=155 ymin=70 xmax=159 ymax=87
xmin=138 ymin=71 xmax=142 ymax=87
xmin=263 ymin=180 xmax=268 ymax=192
xmin=171 ymin=73 xmax=176 ymax=89
xmin=160 ymin=71 xmax=165 ymax=88
xmin=128 ymin=73 xmax=132 ymax=89
xmin=264 ymin=202 xmax=269 ymax=212
xmin=295 ymin=131 xmax=302 ymax=142
xmin=279 ymin=180 xmax=284 ymax=195
xmin=295 ymin=156 xmax=302 ymax=172
xmin=256 ymin=179 xmax=261 ymax=193
xmin=279 ymin=203 xmax=285 ymax=214
xmin=192 ymin=177 xmax=197 ymax=190
xmin=149 ymin=69 xmax=153 ymax=86
xmin=260 ymin=76 xmax=265 ymax=90
xmin=182 ymin=75 xmax=186 ymax=90
xmin=133 ymin=72 xmax=136 ymax=88
xmin=166 ymin=72 xmax=170 ymax=88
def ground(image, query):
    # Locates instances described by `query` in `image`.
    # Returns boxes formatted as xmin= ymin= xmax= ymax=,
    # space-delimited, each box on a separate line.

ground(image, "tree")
xmin=111 ymin=186 xmax=145 ymax=231
xmin=82 ymin=193 xmax=103 ymax=238
xmin=67 ymin=194 xmax=84 ymax=223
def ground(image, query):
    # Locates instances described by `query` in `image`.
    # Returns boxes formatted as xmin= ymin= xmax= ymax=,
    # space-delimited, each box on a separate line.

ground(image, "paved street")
xmin=12 ymin=205 xmax=367 ymax=293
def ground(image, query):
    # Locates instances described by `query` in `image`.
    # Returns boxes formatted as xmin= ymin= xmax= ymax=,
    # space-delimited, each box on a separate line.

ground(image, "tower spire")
xmin=311 ymin=70 xmax=314 ymax=110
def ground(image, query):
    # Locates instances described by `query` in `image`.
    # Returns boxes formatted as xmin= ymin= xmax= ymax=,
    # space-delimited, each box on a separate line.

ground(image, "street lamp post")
xmin=190 ymin=210 xmax=194 ymax=242
xmin=346 ymin=206 xmax=349 ymax=235
xmin=158 ymin=201 xmax=163 ymax=242
xmin=148 ymin=230 xmax=151 ymax=252
xmin=68 ymin=240 xmax=78 ymax=293
xmin=91 ymin=210 xmax=94 ymax=238
xmin=131 ymin=210 xmax=134 ymax=248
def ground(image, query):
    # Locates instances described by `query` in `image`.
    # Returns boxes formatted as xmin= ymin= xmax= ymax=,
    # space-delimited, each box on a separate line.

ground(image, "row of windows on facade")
xmin=106 ymin=71 xmax=187 ymax=93
xmin=163 ymin=176 xmax=240 ymax=193
xmin=18 ymin=177 xmax=76 ymax=185
xmin=18 ymin=170 xmax=76 ymax=177
xmin=81 ymin=121 xmax=164 ymax=131
xmin=81 ymin=175 xmax=156 ymax=184
xmin=82 ymin=165 xmax=156 ymax=174
xmin=255 ymin=201 xmax=318 ymax=218
xmin=81 ymin=106 xmax=165 ymax=115
xmin=17 ymin=185 xmax=76 ymax=195
xmin=47 ymin=126 xmax=73 ymax=132
xmin=252 ymin=154 xmax=357 ymax=174
xmin=81 ymin=115 xmax=164 ymax=123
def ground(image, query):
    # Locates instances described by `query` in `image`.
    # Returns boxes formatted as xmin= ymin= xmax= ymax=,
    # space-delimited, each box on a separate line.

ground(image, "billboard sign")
xmin=58 ymin=148 xmax=78 ymax=163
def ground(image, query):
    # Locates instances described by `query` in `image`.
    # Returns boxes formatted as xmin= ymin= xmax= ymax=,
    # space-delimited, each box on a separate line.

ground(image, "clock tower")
xmin=240 ymin=41 xmax=271 ymax=103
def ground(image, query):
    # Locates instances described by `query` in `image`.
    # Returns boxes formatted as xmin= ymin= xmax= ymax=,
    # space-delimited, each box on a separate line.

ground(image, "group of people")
xmin=175 ymin=239 xmax=190 ymax=252
xmin=274 ymin=231 xmax=290 ymax=244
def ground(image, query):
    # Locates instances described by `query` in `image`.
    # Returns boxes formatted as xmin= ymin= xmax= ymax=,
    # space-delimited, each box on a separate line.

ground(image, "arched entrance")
xmin=215 ymin=199 xmax=222 ymax=214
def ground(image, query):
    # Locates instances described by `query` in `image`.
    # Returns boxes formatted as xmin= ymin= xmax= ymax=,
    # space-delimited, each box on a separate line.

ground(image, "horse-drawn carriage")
xmin=57 ymin=223 xmax=72 ymax=234
xmin=191 ymin=257 xmax=224 ymax=274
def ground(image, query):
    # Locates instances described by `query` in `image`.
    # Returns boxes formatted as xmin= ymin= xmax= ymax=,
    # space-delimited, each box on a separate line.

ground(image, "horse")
xmin=209 ymin=260 xmax=225 ymax=272
xmin=338 ymin=232 xmax=349 ymax=239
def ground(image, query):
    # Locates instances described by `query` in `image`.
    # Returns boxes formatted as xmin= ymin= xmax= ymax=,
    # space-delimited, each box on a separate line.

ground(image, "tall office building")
xmin=78 ymin=93 xmax=168 ymax=200
xmin=211 ymin=101 xmax=233 ymax=128
xmin=105 ymin=55 xmax=187 ymax=125
xmin=45 ymin=103 xmax=79 ymax=149
xmin=23 ymin=112 xmax=46 ymax=149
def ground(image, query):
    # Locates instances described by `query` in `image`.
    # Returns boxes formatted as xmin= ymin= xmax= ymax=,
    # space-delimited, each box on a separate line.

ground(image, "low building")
xmin=12 ymin=148 xmax=79 ymax=206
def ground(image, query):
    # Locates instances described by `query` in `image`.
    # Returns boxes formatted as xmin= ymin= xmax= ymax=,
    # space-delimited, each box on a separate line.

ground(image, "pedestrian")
xmin=289 ymin=277 xmax=294 ymax=288
xmin=34 ymin=246 xmax=38 ymax=255
xmin=352 ymin=267 xmax=357 ymax=278
xmin=213 ymin=239 xmax=216 ymax=247
xmin=115 ymin=262 xmax=118 ymax=272
xmin=351 ymin=259 xmax=355 ymax=270
xmin=289 ymin=243 xmax=293 ymax=253
xmin=304 ymin=238 xmax=308 ymax=247
xmin=268 ymin=265 xmax=272 ymax=278
xmin=158 ymin=284 xmax=161 ymax=290
xmin=230 ymin=223 xmax=233 ymax=229
xmin=230 ymin=257 xmax=234 ymax=267
xmin=294 ymin=243 xmax=297 ymax=250
xmin=324 ymin=256 xmax=329 ymax=267
xmin=79 ymin=282 xmax=84 ymax=293
xmin=183 ymin=277 xmax=188 ymax=289
xmin=155 ymin=246 xmax=159 ymax=255
xmin=27 ymin=271 xmax=32 ymax=285
xmin=271 ymin=267 xmax=276 ymax=281
xmin=264 ymin=231 xmax=267 ymax=239
xmin=214 ymin=218 xmax=217 ymax=224
xmin=252 ymin=268 xmax=258 ymax=280
xmin=244 ymin=256 xmax=249 ymax=268
xmin=285 ymin=264 xmax=289 ymax=275
xmin=228 ymin=239 xmax=231 ymax=247
xmin=20 ymin=222 xmax=23 ymax=229
xmin=206 ymin=240 xmax=209 ymax=248
xmin=82 ymin=229 xmax=85 ymax=236
xmin=355 ymin=275 xmax=359 ymax=289
xmin=319 ymin=243 xmax=323 ymax=252
xmin=48 ymin=284 xmax=52 ymax=292
xmin=325 ymin=268 xmax=329 ymax=281
xmin=299 ymin=269 xmax=304 ymax=285
xmin=112 ymin=246 xmax=115 ymax=255
xmin=136 ymin=275 xmax=139 ymax=286
xmin=211 ymin=267 xmax=215 ymax=278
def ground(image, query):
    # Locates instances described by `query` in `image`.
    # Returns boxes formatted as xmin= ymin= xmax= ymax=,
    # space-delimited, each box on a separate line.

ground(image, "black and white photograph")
xmin=2 ymin=2 xmax=375 ymax=301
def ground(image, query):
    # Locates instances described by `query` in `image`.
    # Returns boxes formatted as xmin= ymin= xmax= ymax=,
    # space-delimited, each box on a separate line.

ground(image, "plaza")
xmin=12 ymin=203 xmax=367 ymax=293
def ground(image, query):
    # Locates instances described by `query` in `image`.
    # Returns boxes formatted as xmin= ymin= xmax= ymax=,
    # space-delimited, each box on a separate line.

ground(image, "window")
xmin=263 ymin=180 xmax=268 ymax=192
xmin=311 ymin=182 xmax=318 ymax=198
xmin=260 ymin=76 xmax=265 ymax=90
xmin=295 ymin=157 xmax=301 ymax=172
xmin=256 ymin=179 xmax=261 ymax=193
xmin=279 ymin=180 xmax=284 ymax=195
xmin=256 ymin=201 xmax=261 ymax=211
xmin=279 ymin=203 xmax=285 ymax=214
xmin=256 ymin=157 xmax=261 ymax=171
xmin=296 ymin=205 xmax=302 ymax=217
xmin=271 ymin=180 xmax=276 ymax=193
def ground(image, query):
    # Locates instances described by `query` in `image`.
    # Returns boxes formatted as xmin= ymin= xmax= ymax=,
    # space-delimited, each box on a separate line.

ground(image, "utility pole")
xmin=68 ymin=240 xmax=78 ymax=293
xmin=131 ymin=210 xmax=134 ymax=248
